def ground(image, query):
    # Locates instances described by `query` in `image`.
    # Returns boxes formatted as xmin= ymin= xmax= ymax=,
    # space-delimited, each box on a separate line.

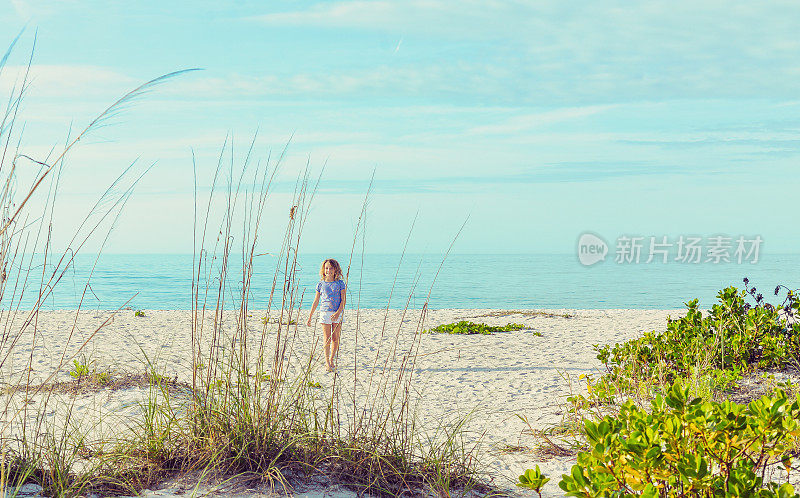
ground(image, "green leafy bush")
xmin=135 ymin=310 xmax=145 ymax=317
xmin=426 ymin=321 xmax=527 ymax=335
xmin=559 ymin=381 xmax=800 ymax=497
xmin=593 ymin=284 xmax=800 ymax=398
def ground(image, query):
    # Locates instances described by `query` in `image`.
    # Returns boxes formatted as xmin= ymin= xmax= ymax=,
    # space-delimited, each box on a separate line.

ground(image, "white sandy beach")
xmin=1 ymin=308 xmax=685 ymax=497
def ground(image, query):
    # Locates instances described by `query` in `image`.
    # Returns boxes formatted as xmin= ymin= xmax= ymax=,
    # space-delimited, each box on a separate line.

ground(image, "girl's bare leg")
xmin=330 ymin=322 xmax=342 ymax=369
xmin=322 ymin=324 xmax=333 ymax=370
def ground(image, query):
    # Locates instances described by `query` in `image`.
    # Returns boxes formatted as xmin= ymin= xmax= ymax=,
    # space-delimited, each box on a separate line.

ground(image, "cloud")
xmin=0 ymin=64 xmax=135 ymax=99
xmin=249 ymin=1 xmax=484 ymax=35
xmin=10 ymin=0 xmax=31 ymax=19
xmin=246 ymin=1 xmax=800 ymax=103
xmin=159 ymin=63 xmax=515 ymax=104
xmin=294 ymin=160 xmax=696 ymax=195
xmin=619 ymin=131 xmax=800 ymax=149
xmin=467 ymin=105 xmax=615 ymax=135
xmin=8 ymin=0 xmax=81 ymax=20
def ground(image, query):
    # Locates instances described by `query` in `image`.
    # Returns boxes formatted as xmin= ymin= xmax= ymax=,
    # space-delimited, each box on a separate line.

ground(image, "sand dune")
xmin=1 ymin=308 xmax=683 ymax=497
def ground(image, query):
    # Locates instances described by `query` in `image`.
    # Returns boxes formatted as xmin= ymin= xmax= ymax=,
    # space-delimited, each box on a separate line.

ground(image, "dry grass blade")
xmin=0 ymin=68 xmax=201 ymax=238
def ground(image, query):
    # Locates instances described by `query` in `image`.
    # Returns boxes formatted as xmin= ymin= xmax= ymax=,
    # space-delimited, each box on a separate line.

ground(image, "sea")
xmin=4 ymin=253 xmax=798 ymax=311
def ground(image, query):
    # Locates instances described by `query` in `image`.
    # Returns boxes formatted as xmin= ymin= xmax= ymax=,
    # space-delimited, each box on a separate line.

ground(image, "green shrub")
xmin=559 ymin=381 xmax=800 ymax=497
xmin=426 ymin=321 xmax=527 ymax=335
xmin=593 ymin=284 xmax=800 ymax=399
xmin=135 ymin=310 xmax=145 ymax=317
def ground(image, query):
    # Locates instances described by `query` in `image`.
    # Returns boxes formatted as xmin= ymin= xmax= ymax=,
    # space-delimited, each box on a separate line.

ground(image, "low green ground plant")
xmin=426 ymin=321 xmax=527 ymax=335
xmin=68 ymin=356 xmax=113 ymax=386
xmin=474 ymin=310 xmax=574 ymax=319
xmin=95 ymin=371 xmax=111 ymax=386
xmin=69 ymin=358 xmax=92 ymax=380
xmin=261 ymin=316 xmax=296 ymax=325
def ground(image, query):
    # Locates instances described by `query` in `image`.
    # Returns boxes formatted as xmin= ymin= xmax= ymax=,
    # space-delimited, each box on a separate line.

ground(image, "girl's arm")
xmin=307 ymin=291 xmax=320 ymax=326
xmin=332 ymin=287 xmax=346 ymax=320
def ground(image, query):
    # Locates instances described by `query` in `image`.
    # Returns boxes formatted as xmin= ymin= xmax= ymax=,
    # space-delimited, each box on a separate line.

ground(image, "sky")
xmin=1 ymin=0 xmax=799 ymax=256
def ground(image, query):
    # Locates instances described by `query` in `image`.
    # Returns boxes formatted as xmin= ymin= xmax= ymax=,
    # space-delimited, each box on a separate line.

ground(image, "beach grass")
xmin=166 ymin=140 xmax=487 ymax=496
xmin=0 ymin=39 xmax=490 ymax=496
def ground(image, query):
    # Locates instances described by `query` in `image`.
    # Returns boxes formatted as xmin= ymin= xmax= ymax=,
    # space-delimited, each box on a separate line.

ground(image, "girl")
xmin=306 ymin=258 xmax=346 ymax=372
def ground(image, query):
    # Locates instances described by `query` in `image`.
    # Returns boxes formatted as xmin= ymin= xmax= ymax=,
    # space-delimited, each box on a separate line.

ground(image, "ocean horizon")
xmin=4 ymin=252 xmax=798 ymax=311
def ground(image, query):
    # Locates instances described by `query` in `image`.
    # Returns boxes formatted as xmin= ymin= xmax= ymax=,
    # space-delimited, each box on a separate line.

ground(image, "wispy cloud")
xmin=468 ymin=105 xmax=615 ymax=135
xmin=10 ymin=0 xmax=30 ymax=19
xmin=291 ymin=160 xmax=698 ymax=195
xmin=8 ymin=0 xmax=80 ymax=20
xmin=160 ymin=64 xmax=516 ymax=104
xmin=249 ymin=1 xmax=494 ymax=35
xmin=1 ymin=64 xmax=135 ymax=99
xmin=247 ymin=1 xmax=800 ymax=103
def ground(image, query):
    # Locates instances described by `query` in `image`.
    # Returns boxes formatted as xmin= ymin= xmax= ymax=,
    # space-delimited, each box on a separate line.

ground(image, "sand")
xmin=0 ymin=308 xmax=685 ymax=497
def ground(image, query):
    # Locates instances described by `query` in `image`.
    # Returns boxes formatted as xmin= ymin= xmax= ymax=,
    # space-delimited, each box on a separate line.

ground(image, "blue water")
xmin=4 ymin=253 xmax=799 ymax=310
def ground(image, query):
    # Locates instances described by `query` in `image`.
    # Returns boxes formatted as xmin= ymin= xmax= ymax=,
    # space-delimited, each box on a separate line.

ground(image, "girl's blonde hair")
xmin=319 ymin=258 xmax=343 ymax=280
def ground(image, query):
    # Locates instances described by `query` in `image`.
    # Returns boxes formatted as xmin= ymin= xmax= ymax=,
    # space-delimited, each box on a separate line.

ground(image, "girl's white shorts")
xmin=320 ymin=310 xmax=343 ymax=325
